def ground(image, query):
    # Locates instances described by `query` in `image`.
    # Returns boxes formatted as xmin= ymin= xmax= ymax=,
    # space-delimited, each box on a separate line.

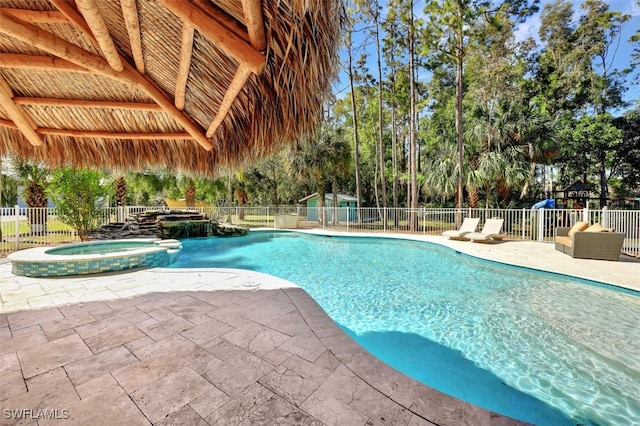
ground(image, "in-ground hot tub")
xmin=7 ymin=239 xmax=182 ymax=277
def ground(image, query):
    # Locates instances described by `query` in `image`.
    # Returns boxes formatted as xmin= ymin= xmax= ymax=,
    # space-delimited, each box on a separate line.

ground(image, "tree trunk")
xmin=332 ymin=182 xmax=338 ymax=226
xmin=455 ymin=38 xmax=464 ymax=209
xmin=317 ymin=189 xmax=326 ymax=227
xmin=599 ymin=157 xmax=608 ymax=208
xmin=184 ymin=179 xmax=196 ymax=208
xmin=348 ymin=33 xmax=362 ymax=220
xmin=374 ymin=6 xmax=387 ymax=212
xmin=408 ymin=1 xmax=418 ymax=231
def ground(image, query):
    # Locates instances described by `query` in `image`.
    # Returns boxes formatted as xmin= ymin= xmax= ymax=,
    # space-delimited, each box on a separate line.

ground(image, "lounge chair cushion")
xmin=442 ymin=217 xmax=480 ymax=239
xmin=466 ymin=218 xmax=506 ymax=242
xmin=568 ymin=221 xmax=589 ymax=237
xmin=584 ymin=223 xmax=604 ymax=233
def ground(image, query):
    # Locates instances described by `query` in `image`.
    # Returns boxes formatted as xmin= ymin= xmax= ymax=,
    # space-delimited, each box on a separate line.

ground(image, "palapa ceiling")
xmin=0 ymin=0 xmax=341 ymax=176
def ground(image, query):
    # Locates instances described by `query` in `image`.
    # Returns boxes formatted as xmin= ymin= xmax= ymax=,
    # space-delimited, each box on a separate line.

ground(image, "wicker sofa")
xmin=554 ymin=222 xmax=625 ymax=261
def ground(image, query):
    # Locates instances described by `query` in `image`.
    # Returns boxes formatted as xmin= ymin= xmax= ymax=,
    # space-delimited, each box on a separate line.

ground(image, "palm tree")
xmin=183 ymin=178 xmax=196 ymax=208
xmin=466 ymin=100 xmax=545 ymax=207
xmin=291 ymin=125 xmax=351 ymax=226
xmin=422 ymin=142 xmax=458 ymax=204
xmin=12 ymin=159 xmax=49 ymax=235
xmin=234 ymin=169 xmax=249 ymax=219
xmin=128 ymin=171 xmax=176 ymax=205
xmin=114 ymin=176 xmax=127 ymax=206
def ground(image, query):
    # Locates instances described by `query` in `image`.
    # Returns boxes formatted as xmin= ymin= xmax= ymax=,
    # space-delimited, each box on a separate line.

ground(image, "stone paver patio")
xmin=0 ymin=232 xmax=638 ymax=425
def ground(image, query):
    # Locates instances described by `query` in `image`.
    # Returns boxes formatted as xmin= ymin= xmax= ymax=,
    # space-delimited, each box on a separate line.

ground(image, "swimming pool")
xmin=168 ymin=231 xmax=640 ymax=425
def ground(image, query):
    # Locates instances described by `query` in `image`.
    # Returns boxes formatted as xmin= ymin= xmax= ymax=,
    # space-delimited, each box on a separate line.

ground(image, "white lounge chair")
xmin=466 ymin=218 xmax=506 ymax=243
xmin=442 ymin=217 xmax=480 ymax=240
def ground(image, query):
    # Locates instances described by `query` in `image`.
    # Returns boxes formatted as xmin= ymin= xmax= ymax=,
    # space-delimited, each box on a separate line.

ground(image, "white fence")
xmin=1 ymin=205 xmax=638 ymax=258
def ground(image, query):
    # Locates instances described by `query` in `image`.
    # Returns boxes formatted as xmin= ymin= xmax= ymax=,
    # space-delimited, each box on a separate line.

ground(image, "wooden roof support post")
xmin=121 ymin=0 xmax=144 ymax=74
xmin=75 ymin=0 xmax=124 ymax=72
xmin=0 ymin=76 xmax=43 ymax=146
xmin=175 ymin=24 xmax=195 ymax=111
xmin=159 ymin=0 xmax=266 ymax=75
xmin=49 ymin=0 xmax=98 ymax=47
xmin=206 ymin=64 xmax=251 ymax=138
xmin=241 ymin=0 xmax=266 ymax=51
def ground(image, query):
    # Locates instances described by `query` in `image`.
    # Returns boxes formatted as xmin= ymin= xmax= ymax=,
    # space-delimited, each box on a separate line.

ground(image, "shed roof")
xmin=0 ymin=0 xmax=341 ymax=176
xmin=299 ymin=192 xmax=358 ymax=203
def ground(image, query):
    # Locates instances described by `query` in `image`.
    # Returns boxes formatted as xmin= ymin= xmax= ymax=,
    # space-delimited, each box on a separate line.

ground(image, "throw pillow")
xmin=568 ymin=221 xmax=590 ymax=237
xmin=584 ymin=223 xmax=604 ymax=233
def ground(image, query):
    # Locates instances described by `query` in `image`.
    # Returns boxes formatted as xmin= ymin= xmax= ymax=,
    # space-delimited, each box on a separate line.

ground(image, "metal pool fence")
xmin=1 ymin=205 xmax=638 ymax=258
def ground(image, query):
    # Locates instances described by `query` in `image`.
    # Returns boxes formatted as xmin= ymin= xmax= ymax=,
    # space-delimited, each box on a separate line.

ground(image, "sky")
xmin=335 ymin=0 xmax=640 ymax=106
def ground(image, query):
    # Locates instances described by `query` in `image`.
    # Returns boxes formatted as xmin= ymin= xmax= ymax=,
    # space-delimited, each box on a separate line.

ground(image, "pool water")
xmin=168 ymin=232 xmax=640 ymax=425
xmin=46 ymin=241 xmax=155 ymax=255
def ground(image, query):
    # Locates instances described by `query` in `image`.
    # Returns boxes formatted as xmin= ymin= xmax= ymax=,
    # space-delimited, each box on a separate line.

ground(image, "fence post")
xmin=383 ymin=207 xmax=386 ymax=232
xmin=14 ymin=204 xmax=20 ymax=251
xmin=522 ymin=208 xmax=526 ymax=240
xmin=537 ymin=208 xmax=545 ymax=242
xmin=582 ymin=206 xmax=589 ymax=223
xmin=602 ymin=206 xmax=609 ymax=228
xmin=346 ymin=206 xmax=349 ymax=231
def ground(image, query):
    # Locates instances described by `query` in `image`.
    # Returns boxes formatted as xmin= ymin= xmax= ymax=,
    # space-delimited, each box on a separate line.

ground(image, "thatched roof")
xmin=0 ymin=0 xmax=342 ymax=176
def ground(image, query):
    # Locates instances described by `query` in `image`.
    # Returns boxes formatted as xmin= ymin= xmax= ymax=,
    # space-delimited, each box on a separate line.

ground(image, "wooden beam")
xmin=0 ymin=11 xmax=120 ymax=78
xmin=121 ymin=0 xmax=145 ymax=74
xmin=0 ymin=118 xmax=17 ymax=128
xmin=49 ymin=0 xmax=98 ymax=47
xmin=1 ymin=8 xmax=68 ymax=24
xmin=192 ymin=0 xmax=250 ymax=43
xmin=158 ymin=0 xmax=265 ymax=75
xmin=175 ymin=24 xmax=195 ymax=111
xmin=0 ymin=119 xmax=191 ymax=140
xmin=36 ymin=128 xmax=192 ymax=140
xmin=206 ymin=64 xmax=251 ymax=138
xmin=0 ymin=54 xmax=90 ymax=73
xmin=0 ymin=79 xmax=37 ymax=131
xmin=75 ymin=0 xmax=123 ymax=72
xmin=241 ymin=0 xmax=266 ymax=52
xmin=0 ymin=76 xmax=43 ymax=146
xmin=13 ymin=97 xmax=163 ymax=111
xmin=0 ymin=10 xmax=213 ymax=151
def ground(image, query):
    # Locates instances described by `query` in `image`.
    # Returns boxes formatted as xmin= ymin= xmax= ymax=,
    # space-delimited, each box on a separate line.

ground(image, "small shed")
xmin=299 ymin=193 xmax=358 ymax=222
xmin=554 ymin=180 xmax=592 ymax=209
